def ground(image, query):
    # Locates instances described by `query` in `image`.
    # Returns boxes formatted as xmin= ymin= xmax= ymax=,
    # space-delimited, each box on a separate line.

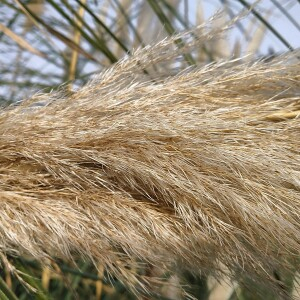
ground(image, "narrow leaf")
xmin=0 ymin=22 xmax=46 ymax=58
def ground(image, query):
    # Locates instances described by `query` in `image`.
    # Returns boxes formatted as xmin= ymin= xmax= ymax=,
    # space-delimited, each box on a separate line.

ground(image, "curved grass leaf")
xmin=237 ymin=0 xmax=294 ymax=51
xmin=147 ymin=0 xmax=196 ymax=65
xmin=15 ymin=0 xmax=103 ymax=63
xmin=0 ymin=277 xmax=18 ymax=300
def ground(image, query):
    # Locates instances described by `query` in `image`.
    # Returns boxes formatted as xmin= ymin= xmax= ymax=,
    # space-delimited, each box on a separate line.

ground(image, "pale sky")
xmin=189 ymin=0 xmax=300 ymax=54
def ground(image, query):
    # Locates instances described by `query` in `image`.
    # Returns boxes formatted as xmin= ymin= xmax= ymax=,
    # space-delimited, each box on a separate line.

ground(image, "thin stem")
xmin=69 ymin=0 xmax=87 ymax=83
xmin=271 ymin=0 xmax=300 ymax=32
xmin=237 ymin=0 xmax=294 ymax=51
xmin=0 ymin=277 xmax=18 ymax=300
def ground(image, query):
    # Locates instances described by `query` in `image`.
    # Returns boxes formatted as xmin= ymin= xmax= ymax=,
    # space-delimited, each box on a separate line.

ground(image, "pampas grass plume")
xmin=0 ymin=18 xmax=299 ymax=298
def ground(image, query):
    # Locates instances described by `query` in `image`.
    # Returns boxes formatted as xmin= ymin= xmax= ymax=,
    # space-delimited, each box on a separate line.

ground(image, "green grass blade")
xmin=237 ymin=0 xmax=294 ymax=51
xmin=46 ymin=0 xmax=118 ymax=63
xmin=0 ymin=11 xmax=21 ymax=41
xmin=0 ymin=290 xmax=10 ymax=300
xmin=147 ymin=0 xmax=196 ymax=65
xmin=219 ymin=0 xmax=249 ymax=39
xmin=270 ymin=0 xmax=300 ymax=31
xmin=75 ymin=0 xmax=133 ymax=53
xmin=160 ymin=0 xmax=214 ymax=61
xmin=0 ymin=277 xmax=18 ymax=300
xmin=111 ymin=0 xmax=145 ymax=47
xmin=15 ymin=0 xmax=105 ymax=63
xmin=64 ymin=262 xmax=89 ymax=300
xmin=160 ymin=0 xmax=190 ymax=29
xmin=15 ymin=265 xmax=52 ymax=300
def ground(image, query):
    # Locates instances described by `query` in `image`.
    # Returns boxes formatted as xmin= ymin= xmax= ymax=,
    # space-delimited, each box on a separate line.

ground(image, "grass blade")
xmin=0 ymin=22 xmax=46 ymax=58
xmin=270 ymin=0 xmax=300 ymax=32
xmin=0 ymin=277 xmax=18 ymax=300
xmin=147 ymin=0 xmax=196 ymax=65
xmin=15 ymin=0 xmax=102 ymax=63
xmin=75 ymin=0 xmax=132 ymax=53
xmin=237 ymin=0 xmax=294 ymax=51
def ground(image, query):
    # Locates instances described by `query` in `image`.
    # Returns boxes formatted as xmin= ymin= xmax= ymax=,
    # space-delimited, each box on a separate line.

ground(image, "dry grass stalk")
xmin=0 ymin=19 xmax=299 ymax=298
xmin=68 ymin=0 xmax=87 ymax=83
xmin=0 ymin=23 xmax=45 ymax=58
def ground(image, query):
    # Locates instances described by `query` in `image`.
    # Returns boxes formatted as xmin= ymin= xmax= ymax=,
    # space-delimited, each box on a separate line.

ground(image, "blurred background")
xmin=0 ymin=0 xmax=299 ymax=105
xmin=0 ymin=1 xmax=300 ymax=299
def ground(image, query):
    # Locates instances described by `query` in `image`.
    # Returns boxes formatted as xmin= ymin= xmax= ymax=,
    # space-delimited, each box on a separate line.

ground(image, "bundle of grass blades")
xmin=0 ymin=18 xmax=299 ymax=298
